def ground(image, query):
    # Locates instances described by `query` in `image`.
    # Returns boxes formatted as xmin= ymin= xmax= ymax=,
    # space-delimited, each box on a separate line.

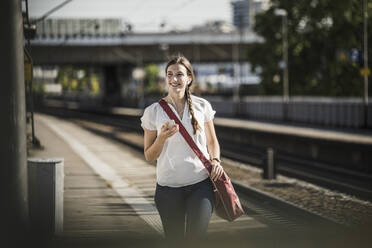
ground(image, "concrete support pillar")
xmin=118 ymin=64 xmax=136 ymax=107
xmin=103 ymin=65 xmax=121 ymax=106
xmin=0 ymin=0 xmax=29 ymax=244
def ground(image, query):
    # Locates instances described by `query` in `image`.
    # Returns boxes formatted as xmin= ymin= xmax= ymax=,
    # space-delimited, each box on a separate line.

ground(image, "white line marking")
xmin=39 ymin=115 xmax=163 ymax=235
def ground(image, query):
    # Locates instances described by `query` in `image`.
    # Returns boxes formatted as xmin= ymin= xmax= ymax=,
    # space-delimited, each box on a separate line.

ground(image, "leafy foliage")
xmin=56 ymin=66 xmax=100 ymax=95
xmin=144 ymin=64 xmax=165 ymax=95
xmin=248 ymin=0 xmax=372 ymax=96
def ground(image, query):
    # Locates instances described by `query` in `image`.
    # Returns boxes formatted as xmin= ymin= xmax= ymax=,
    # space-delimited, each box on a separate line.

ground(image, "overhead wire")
xmin=33 ymin=0 xmax=73 ymax=24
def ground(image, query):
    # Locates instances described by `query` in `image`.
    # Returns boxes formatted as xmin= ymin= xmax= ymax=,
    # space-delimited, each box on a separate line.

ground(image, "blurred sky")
xmin=29 ymin=0 xmax=233 ymax=33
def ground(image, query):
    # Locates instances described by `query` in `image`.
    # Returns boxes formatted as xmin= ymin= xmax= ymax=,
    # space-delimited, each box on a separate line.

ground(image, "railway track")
xmin=234 ymin=182 xmax=343 ymax=234
xmin=221 ymin=142 xmax=372 ymax=201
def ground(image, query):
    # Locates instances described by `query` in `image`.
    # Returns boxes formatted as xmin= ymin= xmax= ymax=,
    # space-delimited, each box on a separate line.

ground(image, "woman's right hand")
xmin=158 ymin=122 xmax=179 ymax=142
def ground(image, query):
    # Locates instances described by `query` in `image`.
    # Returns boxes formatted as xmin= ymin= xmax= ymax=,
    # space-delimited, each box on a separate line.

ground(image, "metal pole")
xmin=283 ymin=14 xmax=289 ymax=103
xmin=267 ymin=147 xmax=275 ymax=179
xmin=0 ymin=0 xmax=29 ymax=244
xmin=363 ymin=0 xmax=369 ymax=127
xmin=24 ymin=48 xmax=36 ymax=145
xmin=232 ymin=35 xmax=240 ymax=103
xmin=193 ymin=43 xmax=200 ymax=64
xmin=137 ymin=53 xmax=145 ymax=109
xmin=263 ymin=147 xmax=276 ymax=180
xmin=233 ymin=16 xmax=243 ymax=104
xmin=281 ymin=14 xmax=289 ymax=121
xmin=275 ymin=9 xmax=289 ymax=121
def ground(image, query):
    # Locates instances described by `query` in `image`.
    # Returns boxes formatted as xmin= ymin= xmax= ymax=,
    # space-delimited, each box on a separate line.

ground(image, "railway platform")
xmin=28 ymin=114 xmax=269 ymax=248
xmin=28 ymin=113 xmax=371 ymax=248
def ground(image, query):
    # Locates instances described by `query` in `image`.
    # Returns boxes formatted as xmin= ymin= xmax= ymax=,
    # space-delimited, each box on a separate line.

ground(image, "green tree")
xmin=248 ymin=0 xmax=372 ymax=96
xmin=144 ymin=64 xmax=164 ymax=95
xmin=56 ymin=66 xmax=74 ymax=92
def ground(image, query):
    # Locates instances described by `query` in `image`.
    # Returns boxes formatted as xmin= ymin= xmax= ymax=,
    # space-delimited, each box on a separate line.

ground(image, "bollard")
xmin=28 ymin=158 xmax=64 ymax=237
xmin=262 ymin=148 xmax=276 ymax=180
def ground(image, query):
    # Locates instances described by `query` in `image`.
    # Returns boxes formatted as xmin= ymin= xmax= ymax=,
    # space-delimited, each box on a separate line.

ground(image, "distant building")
xmin=231 ymin=0 xmax=270 ymax=31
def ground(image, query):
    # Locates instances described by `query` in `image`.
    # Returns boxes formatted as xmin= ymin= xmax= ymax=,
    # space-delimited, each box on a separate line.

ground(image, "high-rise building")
xmin=231 ymin=0 xmax=270 ymax=31
xmin=232 ymin=0 xmax=250 ymax=30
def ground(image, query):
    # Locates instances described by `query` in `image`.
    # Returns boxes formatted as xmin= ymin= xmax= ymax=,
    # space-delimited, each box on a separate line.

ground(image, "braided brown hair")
xmin=165 ymin=55 xmax=202 ymax=135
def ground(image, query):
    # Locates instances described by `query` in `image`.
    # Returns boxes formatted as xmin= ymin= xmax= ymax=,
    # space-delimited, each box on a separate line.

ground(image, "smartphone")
xmin=166 ymin=120 xmax=176 ymax=129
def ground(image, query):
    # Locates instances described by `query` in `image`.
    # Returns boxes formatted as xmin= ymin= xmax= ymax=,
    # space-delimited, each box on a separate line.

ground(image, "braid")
xmin=185 ymin=86 xmax=202 ymax=135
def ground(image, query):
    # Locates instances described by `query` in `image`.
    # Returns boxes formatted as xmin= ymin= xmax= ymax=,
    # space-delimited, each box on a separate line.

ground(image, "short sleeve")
xmin=140 ymin=105 xmax=157 ymax=130
xmin=204 ymin=100 xmax=216 ymax=122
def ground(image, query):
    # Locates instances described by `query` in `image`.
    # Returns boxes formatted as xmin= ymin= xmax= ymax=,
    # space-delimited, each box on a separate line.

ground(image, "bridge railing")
xmin=39 ymin=94 xmax=372 ymax=129
xmin=203 ymin=96 xmax=372 ymax=129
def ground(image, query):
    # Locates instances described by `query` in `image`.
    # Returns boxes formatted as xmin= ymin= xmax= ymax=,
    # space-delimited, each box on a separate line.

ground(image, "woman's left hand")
xmin=210 ymin=160 xmax=224 ymax=181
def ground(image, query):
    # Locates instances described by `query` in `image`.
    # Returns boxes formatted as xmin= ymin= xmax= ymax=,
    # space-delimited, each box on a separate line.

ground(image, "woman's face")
xmin=166 ymin=63 xmax=191 ymax=94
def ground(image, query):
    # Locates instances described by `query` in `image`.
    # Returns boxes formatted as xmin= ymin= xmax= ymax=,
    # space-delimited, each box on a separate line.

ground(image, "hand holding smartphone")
xmin=166 ymin=120 xmax=176 ymax=129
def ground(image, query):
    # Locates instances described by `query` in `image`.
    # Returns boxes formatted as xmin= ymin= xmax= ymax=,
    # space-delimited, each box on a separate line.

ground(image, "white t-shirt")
xmin=140 ymin=95 xmax=216 ymax=187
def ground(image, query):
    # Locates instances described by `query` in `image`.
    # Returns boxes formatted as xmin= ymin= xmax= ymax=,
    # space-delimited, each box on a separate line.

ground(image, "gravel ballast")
xmin=222 ymin=157 xmax=372 ymax=227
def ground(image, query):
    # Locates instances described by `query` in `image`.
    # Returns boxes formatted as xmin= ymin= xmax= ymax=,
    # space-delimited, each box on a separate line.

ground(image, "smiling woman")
xmin=140 ymin=54 xmax=223 ymax=243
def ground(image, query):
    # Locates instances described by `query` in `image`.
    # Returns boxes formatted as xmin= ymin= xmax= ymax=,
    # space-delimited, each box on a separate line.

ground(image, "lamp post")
xmin=233 ymin=15 xmax=243 ymax=103
xmin=363 ymin=0 xmax=369 ymax=127
xmin=274 ymin=9 xmax=289 ymax=104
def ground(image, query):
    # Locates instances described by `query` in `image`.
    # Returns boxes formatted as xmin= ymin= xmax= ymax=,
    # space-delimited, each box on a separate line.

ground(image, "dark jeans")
xmin=155 ymin=178 xmax=214 ymax=242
